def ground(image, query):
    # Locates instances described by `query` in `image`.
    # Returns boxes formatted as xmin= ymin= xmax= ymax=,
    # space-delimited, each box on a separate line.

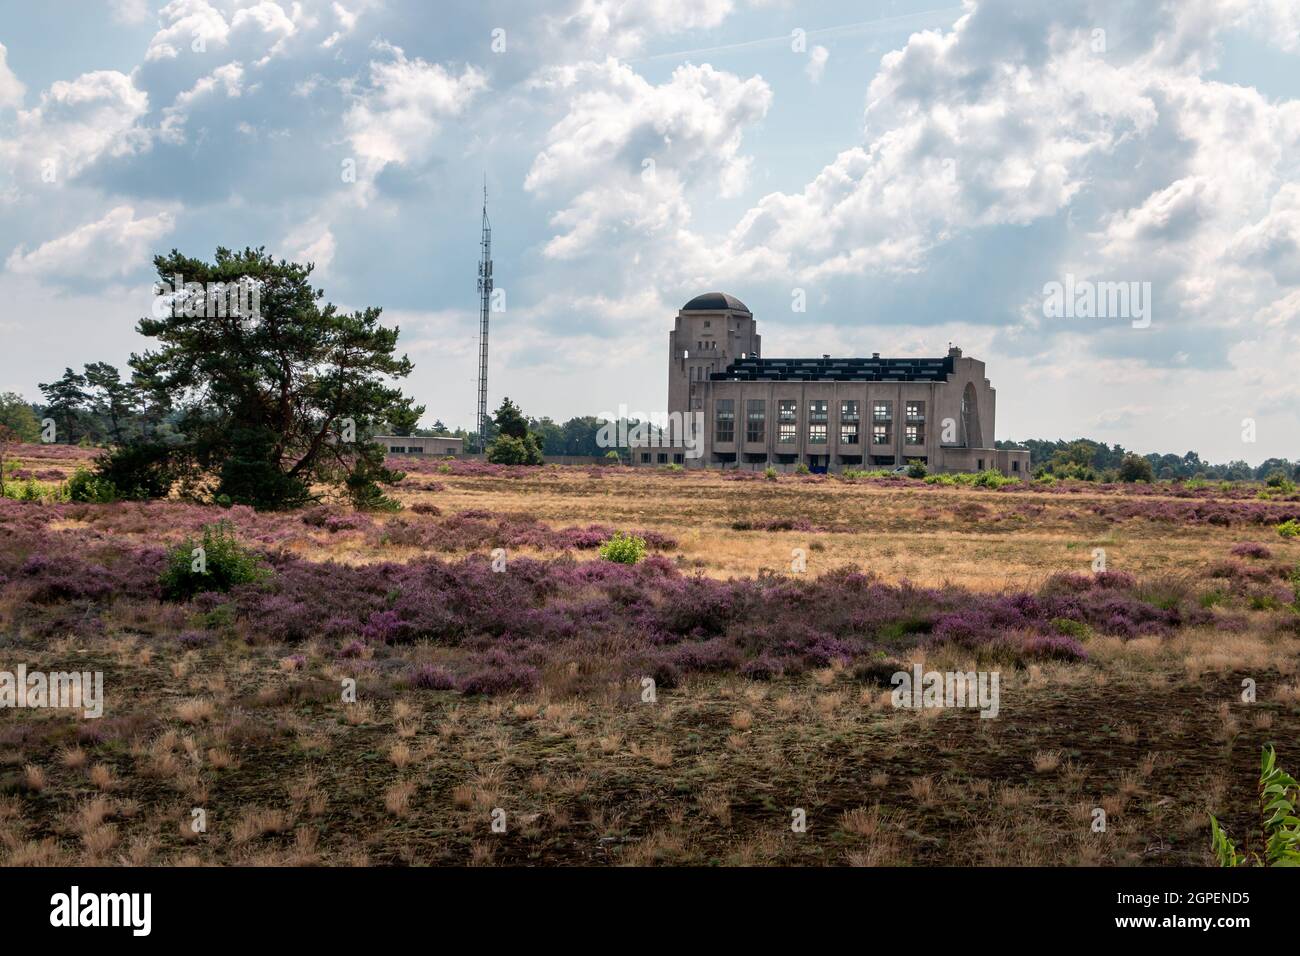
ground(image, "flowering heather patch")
xmin=372 ymin=510 xmax=676 ymax=553
xmin=1085 ymin=498 xmax=1300 ymax=527
xmin=7 ymin=508 xmax=1236 ymax=694
xmin=6 ymin=442 xmax=97 ymax=464
xmin=1231 ymin=542 xmax=1273 ymax=559
xmin=8 ymin=468 xmax=66 ymax=481
xmin=393 ymin=456 xmax=540 ymax=479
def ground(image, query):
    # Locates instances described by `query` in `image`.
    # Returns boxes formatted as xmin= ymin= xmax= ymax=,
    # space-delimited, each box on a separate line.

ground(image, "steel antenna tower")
xmin=475 ymin=178 xmax=492 ymax=453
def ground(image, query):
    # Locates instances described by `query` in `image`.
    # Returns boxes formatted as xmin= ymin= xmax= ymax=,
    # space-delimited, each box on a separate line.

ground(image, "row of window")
xmin=388 ymin=445 xmax=460 ymax=455
xmin=715 ymin=400 xmax=926 ymax=445
xmin=640 ymin=452 xmax=685 ymax=464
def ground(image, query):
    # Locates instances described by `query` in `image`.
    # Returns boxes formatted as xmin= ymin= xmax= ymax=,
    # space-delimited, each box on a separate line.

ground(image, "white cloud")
xmin=0 ymin=42 xmax=25 ymax=110
xmin=321 ymin=1 xmax=360 ymax=48
xmin=159 ymin=61 xmax=245 ymax=142
xmin=110 ymin=0 xmax=152 ymax=25
xmin=548 ymin=0 xmax=735 ymax=57
xmin=1 ymin=71 xmax=149 ymax=185
xmin=146 ymin=0 xmax=231 ymax=61
xmin=281 ymin=217 xmax=336 ymax=274
xmin=1227 ymin=183 xmax=1300 ymax=285
xmin=525 ymin=58 xmax=771 ymax=259
xmin=5 ymin=206 xmax=175 ymax=279
xmin=343 ymin=44 xmax=487 ymax=195
xmin=806 ymin=44 xmax=828 ymax=83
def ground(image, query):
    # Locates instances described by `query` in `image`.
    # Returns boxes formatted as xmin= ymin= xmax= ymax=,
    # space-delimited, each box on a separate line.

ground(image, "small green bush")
xmin=160 ymin=521 xmax=269 ymax=601
xmin=795 ymin=462 xmax=810 ymax=475
xmin=1277 ymin=519 xmax=1300 ymax=539
xmin=763 ymin=466 xmax=777 ymax=481
xmin=66 ymin=466 xmax=118 ymax=503
xmin=1117 ymin=453 xmax=1155 ymax=483
xmin=1265 ymin=470 xmax=1295 ymax=493
xmin=906 ymin=459 xmax=928 ymax=479
xmin=598 ymin=531 xmax=646 ymax=565
xmin=1049 ymin=618 xmax=1090 ymax=639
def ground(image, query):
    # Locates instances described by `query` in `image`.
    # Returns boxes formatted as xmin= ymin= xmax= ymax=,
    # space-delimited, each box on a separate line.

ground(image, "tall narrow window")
xmin=715 ymin=399 xmax=735 ymax=443
xmin=746 ymin=400 xmax=766 ymax=443
xmin=777 ymin=400 xmax=796 ymax=444
xmin=873 ymin=400 xmax=892 ymax=422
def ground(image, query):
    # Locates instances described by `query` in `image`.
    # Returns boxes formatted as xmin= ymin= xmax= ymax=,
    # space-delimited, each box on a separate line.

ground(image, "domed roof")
xmin=682 ymin=292 xmax=750 ymax=313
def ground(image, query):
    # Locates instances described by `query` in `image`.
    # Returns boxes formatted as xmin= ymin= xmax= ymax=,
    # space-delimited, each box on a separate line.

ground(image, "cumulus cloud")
xmin=1227 ymin=183 xmax=1300 ymax=285
xmin=5 ymin=205 xmax=175 ymax=279
xmin=525 ymin=58 xmax=771 ymax=258
xmin=547 ymin=0 xmax=735 ymax=57
xmin=1 ymin=70 xmax=149 ymax=184
xmin=146 ymin=0 xmax=232 ymax=61
xmin=0 ymin=42 xmax=25 ymax=110
xmin=343 ymin=44 xmax=487 ymax=194
xmin=281 ymin=216 xmax=337 ymax=274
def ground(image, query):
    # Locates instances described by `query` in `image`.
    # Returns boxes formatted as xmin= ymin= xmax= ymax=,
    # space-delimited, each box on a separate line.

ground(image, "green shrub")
xmin=1265 ymin=470 xmax=1295 ymax=493
xmin=906 ymin=459 xmax=928 ymax=479
xmin=763 ymin=467 xmax=777 ymax=481
xmin=972 ymin=469 xmax=1017 ymax=488
xmin=1049 ymin=618 xmax=1090 ymax=639
xmin=1211 ymin=745 xmax=1300 ymax=867
xmin=66 ymin=466 xmax=118 ymax=503
xmin=94 ymin=440 xmax=181 ymax=501
xmin=1278 ymin=519 xmax=1300 ymax=539
xmin=160 ymin=521 xmax=269 ymax=601
xmin=598 ymin=531 xmax=646 ymax=565
xmin=1117 ymin=453 xmax=1155 ymax=483
xmin=487 ymin=433 xmax=543 ymax=465
xmin=664 ymin=463 xmax=683 ymax=473
xmin=795 ymin=462 xmax=810 ymax=475
xmin=1199 ymin=589 xmax=1228 ymax=609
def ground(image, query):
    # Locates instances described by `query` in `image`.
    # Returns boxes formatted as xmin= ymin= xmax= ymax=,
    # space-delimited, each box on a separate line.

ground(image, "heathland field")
xmin=2 ymin=443 xmax=1299 ymax=866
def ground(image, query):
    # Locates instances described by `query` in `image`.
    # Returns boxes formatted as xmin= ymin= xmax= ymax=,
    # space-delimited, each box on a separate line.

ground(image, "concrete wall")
xmin=376 ymin=435 xmax=464 ymax=456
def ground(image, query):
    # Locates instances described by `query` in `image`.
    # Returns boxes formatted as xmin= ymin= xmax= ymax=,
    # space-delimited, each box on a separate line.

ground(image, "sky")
xmin=1 ymin=0 xmax=1298 ymax=464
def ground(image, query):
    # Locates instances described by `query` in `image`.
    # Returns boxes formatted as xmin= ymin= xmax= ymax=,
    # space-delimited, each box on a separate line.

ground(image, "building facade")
xmin=376 ymin=435 xmax=464 ymax=456
xmin=634 ymin=292 xmax=1029 ymax=476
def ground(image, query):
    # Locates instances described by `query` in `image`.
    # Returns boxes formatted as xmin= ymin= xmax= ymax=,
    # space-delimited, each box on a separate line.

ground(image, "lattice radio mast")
xmin=476 ymin=178 xmax=492 ymax=453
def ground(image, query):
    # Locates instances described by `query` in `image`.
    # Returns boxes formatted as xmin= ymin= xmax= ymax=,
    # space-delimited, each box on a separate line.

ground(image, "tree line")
xmin=995 ymin=438 xmax=1297 ymax=482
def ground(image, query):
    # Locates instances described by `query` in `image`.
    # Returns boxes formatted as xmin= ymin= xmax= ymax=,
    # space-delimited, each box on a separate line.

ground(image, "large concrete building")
xmin=634 ymin=292 xmax=1029 ymax=476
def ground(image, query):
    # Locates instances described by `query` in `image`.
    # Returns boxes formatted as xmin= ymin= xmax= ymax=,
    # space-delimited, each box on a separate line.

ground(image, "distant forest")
xmin=995 ymin=438 xmax=1296 ymax=482
xmin=2 ymin=385 xmax=1293 ymax=480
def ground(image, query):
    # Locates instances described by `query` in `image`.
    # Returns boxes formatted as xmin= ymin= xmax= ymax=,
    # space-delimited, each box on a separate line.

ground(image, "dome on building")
xmin=682 ymin=292 xmax=750 ymax=313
